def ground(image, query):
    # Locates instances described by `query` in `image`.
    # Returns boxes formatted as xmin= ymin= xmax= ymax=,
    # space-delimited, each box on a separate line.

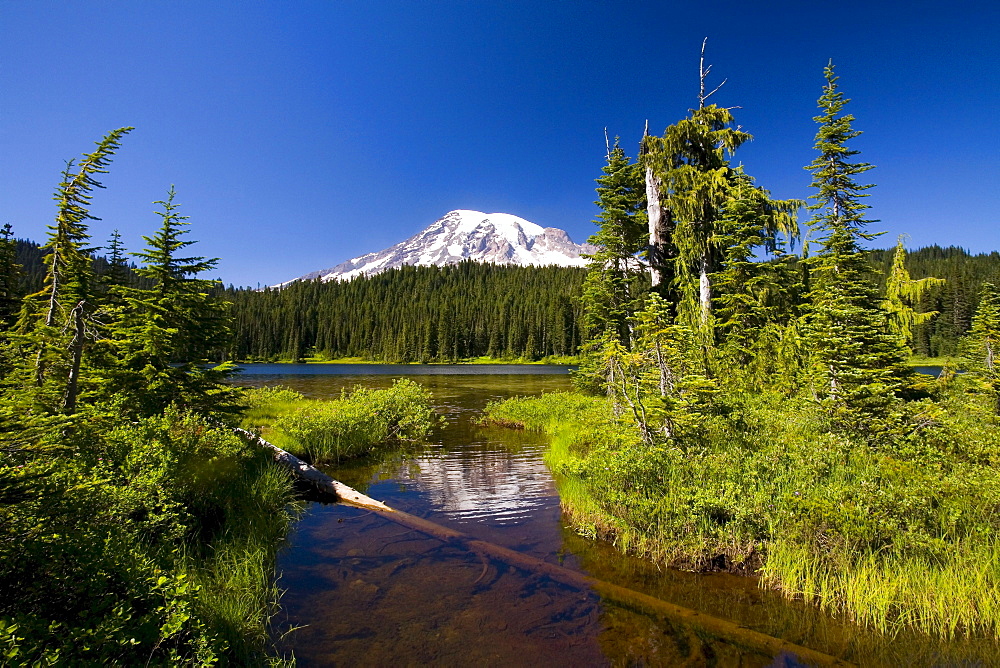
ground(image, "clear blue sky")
xmin=1 ymin=0 xmax=997 ymax=287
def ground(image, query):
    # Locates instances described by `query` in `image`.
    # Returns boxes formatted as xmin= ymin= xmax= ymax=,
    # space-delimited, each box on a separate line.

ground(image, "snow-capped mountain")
xmin=279 ymin=210 xmax=597 ymax=285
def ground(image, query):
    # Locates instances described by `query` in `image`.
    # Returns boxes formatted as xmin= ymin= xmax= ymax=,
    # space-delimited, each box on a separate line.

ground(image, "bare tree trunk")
xmin=699 ymin=255 xmax=712 ymax=325
xmin=641 ymin=121 xmax=673 ymax=290
xmin=645 ymin=163 xmax=665 ymax=287
xmin=62 ymin=300 xmax=85 ymax=413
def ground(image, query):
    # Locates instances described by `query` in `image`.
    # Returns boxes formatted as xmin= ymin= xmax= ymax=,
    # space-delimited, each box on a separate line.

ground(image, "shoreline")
xmin=234 ymin=356 xmax=581 ymax=366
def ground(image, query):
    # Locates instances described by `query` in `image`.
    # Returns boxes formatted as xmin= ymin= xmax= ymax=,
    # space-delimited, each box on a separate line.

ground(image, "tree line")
xmin=10 ymin=237 xmax=999 ymax=364
xmin=225 ymin=261 xmax=585 ymax=362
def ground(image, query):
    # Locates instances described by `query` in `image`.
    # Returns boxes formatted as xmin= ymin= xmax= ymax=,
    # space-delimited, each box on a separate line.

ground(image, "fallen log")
xmin=238 ymin=427 xmax=853 ymax=667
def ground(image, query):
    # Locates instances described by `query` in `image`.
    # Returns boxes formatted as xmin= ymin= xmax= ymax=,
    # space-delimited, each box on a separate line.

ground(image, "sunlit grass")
xmin=485 ymin=382 xmax=1000 ymax=638
xmin=240 ymin=380 xmax=438 ymax=464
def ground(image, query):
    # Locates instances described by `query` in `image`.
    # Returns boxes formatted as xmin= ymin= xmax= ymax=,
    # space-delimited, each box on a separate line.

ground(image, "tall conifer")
xmin=17 ymin=127 xmax=132 ymax=411
xmin=105 ymin=187 xmax=235 ymax=415
xmin=802 ymin=63 xmax=908 ymax=431
xmin=581 ymin=139 xmax=647 ymax=345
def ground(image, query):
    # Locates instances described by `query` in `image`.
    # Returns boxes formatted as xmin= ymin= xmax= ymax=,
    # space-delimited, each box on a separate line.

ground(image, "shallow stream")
xmin=236 ymin=364 xmax=995 ymax=666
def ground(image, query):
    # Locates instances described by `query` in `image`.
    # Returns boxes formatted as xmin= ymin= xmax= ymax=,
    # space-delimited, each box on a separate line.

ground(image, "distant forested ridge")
xmin=14 ymin=240 xmax=999 ymax=361
xmin=15 ymin=238 xmax=150 ymax=293
xmin=868 ymin=245 xmax=1000 ymax=357
xmin=226 ymin=261 xmax=586 ymax=362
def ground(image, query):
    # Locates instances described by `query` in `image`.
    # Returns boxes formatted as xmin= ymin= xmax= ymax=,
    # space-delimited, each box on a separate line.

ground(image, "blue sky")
xmin=1 ymin=0 xmax=997 ymax=287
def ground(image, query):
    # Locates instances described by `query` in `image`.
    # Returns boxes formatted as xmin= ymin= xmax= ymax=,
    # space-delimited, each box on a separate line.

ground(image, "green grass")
xmin=907 ymin=355 xmax=961 ymax=367
xmin=241 ymin=379 xmax=438 ymax=464
xmin=484 ymin=381 xmax=1000 ymax=638
xmin=236 ymin=355 xmax=581 ymax=365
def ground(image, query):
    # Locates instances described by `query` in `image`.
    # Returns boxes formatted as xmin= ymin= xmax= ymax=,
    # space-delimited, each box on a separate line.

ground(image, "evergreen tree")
xmin=713 ymin=170 xmax=801 ymax=374
xmin=581 ymin=139 xmax=647 ymax=346
xmin=652 ymin=103 xmax=750 ymax=332
xmin=964 ymin=282 xmax=1000 ymax=413
xmin=15 ymin=127 xmax=132 ymax=412
xmin=101 ymin=229 xmax=130 ymax=288
xmin=882 ymin=236 xmax=945 ymax=349
xmin=102 ymin=187 xmax=235 ymax=416
xmin=0 ymin=224 xmax=21 ymax=326
xmin=802 ymin=63 xmax=908 ymax=432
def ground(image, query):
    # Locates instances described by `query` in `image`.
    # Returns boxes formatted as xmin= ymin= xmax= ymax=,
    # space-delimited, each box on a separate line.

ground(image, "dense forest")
xmin=226 ymin=262 xmax=584 ymax=362
xmin=12 ymin=239 xmax=1000 ymax=362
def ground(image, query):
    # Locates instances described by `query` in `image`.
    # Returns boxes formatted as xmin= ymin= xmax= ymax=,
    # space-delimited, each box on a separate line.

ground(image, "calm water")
xmin=235 ymin=365 xmax=997 ymax=667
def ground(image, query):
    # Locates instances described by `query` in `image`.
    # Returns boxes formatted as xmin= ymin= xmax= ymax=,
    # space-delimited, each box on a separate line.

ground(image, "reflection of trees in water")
xmin=403 ymin=443 xmax=555 ymax=523
xmin=317 ymin=441 xmax=426 ymax=493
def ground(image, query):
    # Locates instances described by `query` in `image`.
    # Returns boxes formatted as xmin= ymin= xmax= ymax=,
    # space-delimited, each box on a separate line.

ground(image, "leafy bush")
xmin=0 ymin=406 xmax=298 ymax=665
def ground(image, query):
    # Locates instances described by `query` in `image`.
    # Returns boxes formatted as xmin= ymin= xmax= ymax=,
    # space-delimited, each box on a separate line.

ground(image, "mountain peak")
xmin=278 ymin=210 xmax=596 ymax=285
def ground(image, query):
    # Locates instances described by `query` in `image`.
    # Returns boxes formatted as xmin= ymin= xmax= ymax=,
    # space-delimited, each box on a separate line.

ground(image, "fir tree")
xmin=581 ymin=138 xmax=647 ymax=346
xmin=16 ymin=127 xmax=132 ymax=412
xmin=103 ymin=187 xmax=235 ymax=416
xmin=882 ymin=236 xmax=945 ymax=349
xmin=0 ymin=224 xmax=21 ymax=326
xmin=964 ymin=282 xmax=1000 ymax=413
xmin=802 ymin=63 xmax=909 ymax=432
xmin=713 ymin=170 xmax=801 ymax=374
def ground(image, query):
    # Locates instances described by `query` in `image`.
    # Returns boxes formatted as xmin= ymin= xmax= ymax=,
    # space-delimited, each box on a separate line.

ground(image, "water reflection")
xmin=236 ymin=370 xmax=999 ymax=666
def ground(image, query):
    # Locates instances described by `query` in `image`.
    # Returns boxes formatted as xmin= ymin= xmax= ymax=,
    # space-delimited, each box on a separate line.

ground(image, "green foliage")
xmin=96 ymin=187 xmax=238 ymax=418
xmin=581 ymin=140 xmax=648 ymax=345
xmin=488 ymin=381 xmax=1000 ymax=636
xmin=646 ymin=104 xmax=752 ymax=327
xmin=962 ymin=282 xmax=1000 ymax=413
xmin=14 ymin=127 xmax=132 ymax=413
xmin=0 ymin=407 xmax=298 ymax=665
xmin=802 ymin=63 xmax=910 ymax=434
xmin=250 ymin=379 xmax=438 ymax=463
xmin=0 ymin=131 xmax=294 ymax=665
xmin=0 ymin=224 xmax=21 ymax=326
xmin=712 ymin=171 xmax=803 ymax=375
xmin=882 ymin=237 xmax=945 ymax=347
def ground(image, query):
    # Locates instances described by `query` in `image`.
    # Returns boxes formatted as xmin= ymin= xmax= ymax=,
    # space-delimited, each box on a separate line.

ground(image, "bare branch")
xmin=703 ymin=77 xmax=728 ymax=104
xmin=699 ymin=37 xmax=708 ymax=107
xmin=697 ymin=37 xmax=728 ymax=107
xmin=604 ymin=127 xmax=611 ymax=161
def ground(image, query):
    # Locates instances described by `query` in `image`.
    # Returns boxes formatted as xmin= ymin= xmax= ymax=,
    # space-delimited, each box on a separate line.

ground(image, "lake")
xmin=235 ymin=364 xmax=994 ymax=666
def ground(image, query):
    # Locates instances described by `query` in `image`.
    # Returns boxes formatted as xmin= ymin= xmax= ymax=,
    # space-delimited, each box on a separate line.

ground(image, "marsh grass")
xmin=241 ymin=379 xmax=437 ymax=464
xmin=484 ymin=381 xmax=1000 ymax=638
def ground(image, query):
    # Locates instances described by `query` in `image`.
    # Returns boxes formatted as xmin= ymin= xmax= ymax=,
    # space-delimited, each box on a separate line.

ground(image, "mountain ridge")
xmin=277 ymin=210 xmax=597 ymax=286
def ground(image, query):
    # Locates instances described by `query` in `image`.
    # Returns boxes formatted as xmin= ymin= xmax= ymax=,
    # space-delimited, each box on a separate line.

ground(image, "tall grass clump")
xmin=249 ymin=379 xmax=437 ymax=464
xmin=485 ymin=379 xmax=1000 ymax=639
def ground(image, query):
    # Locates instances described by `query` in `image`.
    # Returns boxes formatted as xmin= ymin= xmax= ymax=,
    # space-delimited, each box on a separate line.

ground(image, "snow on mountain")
xmin=278 ymin=210 xmax=598 ymax=285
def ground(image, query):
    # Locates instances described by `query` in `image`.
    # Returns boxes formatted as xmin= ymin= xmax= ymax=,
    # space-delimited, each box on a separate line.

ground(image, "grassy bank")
xmin=237 ymin=355 xmax=581 ymax=365
xmin=907 ymin=355 xmax=961 ymax=367
xmin=484 ymin=381 xmax=1000 ymax=639
xmin=240 ymin=379 xmax=438 ymax=464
